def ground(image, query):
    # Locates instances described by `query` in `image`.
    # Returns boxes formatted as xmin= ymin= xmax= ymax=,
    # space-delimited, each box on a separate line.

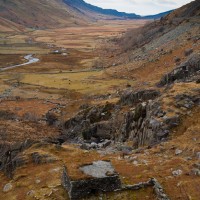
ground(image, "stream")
xmin=0 ymin=54 xmax=39 ymax=71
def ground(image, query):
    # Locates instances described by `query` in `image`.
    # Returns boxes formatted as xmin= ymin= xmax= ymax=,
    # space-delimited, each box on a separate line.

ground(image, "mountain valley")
xmin=0 ymin=0 xmax=200 ymax=199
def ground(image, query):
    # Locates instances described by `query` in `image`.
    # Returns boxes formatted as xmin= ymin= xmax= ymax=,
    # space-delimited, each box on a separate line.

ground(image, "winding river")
xmin=0 ymin=54 xmax=39 ymax=71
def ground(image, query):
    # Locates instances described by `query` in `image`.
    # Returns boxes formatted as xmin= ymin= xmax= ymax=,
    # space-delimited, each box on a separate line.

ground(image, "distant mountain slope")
xmin=143 ymin=10 xmax=173 ymax=19
xmin=0 ymin=0 xmax=172 ymax=30
xmin=63 ymin=0 xmax=141 ymax=19
xmin=0 ymin=0 xmax=90 ymax=29
xmin=63 ymin=0 xmax=171 ymax=19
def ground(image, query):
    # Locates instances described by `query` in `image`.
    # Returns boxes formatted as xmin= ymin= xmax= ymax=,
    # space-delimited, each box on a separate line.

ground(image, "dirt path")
xmin=0 ymin=54 xmax=39 ymax=71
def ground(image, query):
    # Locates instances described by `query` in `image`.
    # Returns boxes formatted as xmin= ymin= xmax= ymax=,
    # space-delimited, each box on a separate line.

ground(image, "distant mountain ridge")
xmin=0 ymin=0 xmax=173 ymax=30
xmin=63 ymin=0 xmax=172 ymax=19
xmin=143 ymin=10 xmax=173 ymax=19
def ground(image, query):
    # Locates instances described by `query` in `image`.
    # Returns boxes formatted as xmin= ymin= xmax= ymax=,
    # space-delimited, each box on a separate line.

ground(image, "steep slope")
xmin=118 ymin=0 xmax=200 ymax=52
xmin=0 ymin=16 xmax=24 ymax=32
xmin=0 ymin=0 xmax=90 ymax=29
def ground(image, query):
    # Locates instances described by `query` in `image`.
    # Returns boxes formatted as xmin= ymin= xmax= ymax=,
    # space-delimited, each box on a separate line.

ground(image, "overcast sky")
xmin=84 ymin=0 xmax=194 ymax=15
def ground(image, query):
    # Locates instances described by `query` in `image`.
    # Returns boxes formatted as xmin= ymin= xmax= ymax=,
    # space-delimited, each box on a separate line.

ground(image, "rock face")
xmin=62 ymin=103 xmax=114 ymax=141
xmin=59 ymin=90 xmax=183 ymax=148
xmin=158 ymin=53 xmax=200 ymax=86
xmin=60 ymin=75 xmax=199 ymax=149
xmin=62 ymin=161 xmax=121 ymax=199
xmin=119 ymin=100 xmax=173 ymax=147
xmin=120 ymin=89 xmax=160 ymax=106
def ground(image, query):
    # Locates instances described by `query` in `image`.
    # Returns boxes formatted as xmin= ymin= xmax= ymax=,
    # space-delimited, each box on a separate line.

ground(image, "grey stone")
xmin=3 ymin=183 xmax=13 ymax=192
xmin=190 ymin=168 xmax=200 ymax=176
xmin=172 ymin=169 xmax=182 ymax=176
xmin=90 ymin=142 xmax=98 ymax=149
xmin=35 ymin=179 xmax=41 ymax=184
xmin=133 ymin=160 xmax=139 ymax=165
xmin=98 ymin=140 xmax=111 ymax=148
xmin=175 ymin=149 xmax=183 ymax=155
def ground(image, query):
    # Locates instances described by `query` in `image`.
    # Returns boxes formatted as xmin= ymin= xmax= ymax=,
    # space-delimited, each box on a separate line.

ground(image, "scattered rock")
xmin=35 ymin=179 xmax=41 ymax=184
xmin=27 ymin=190 xmax=35 ymax=196
xmin=3 ymin=183 xmax=13 ymax=192
xmin=133 ymin=160 xmax=139 ymax=165
xmin=190 ymin=168 xmax=200 ymax=176
xmin=175 ymin=149 xmax=183 ymax=155
xmin=172 ymin=169 xmax=182 ymax=176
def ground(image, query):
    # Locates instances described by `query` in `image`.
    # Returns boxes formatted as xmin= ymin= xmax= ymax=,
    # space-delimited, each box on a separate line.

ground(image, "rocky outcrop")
xmin=158 ymin=53 xmax=200 ymax=86
xmin=120 ymin=89 xmax=160 ymax=106
xmin=62 ymin=103 xmax=114 ymax=141
xmin=119 ymin=100 xmax=172 ymax=147
xmin=61 ymin=81 xmax=199 ymax=149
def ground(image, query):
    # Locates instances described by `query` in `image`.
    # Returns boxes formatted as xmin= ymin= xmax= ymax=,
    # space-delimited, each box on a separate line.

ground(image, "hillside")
xmin=0 ymin=0 xmax=90 ymax=29
xmin=0 ymin=0 xmax=172 ymax=30
xmin=116 ymin=0 xmax=200 ymax=53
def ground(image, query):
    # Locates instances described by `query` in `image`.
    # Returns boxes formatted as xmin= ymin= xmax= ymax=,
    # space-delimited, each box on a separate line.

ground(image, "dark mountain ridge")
xmin=63 ymin=0 xmax=172 ymax=19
